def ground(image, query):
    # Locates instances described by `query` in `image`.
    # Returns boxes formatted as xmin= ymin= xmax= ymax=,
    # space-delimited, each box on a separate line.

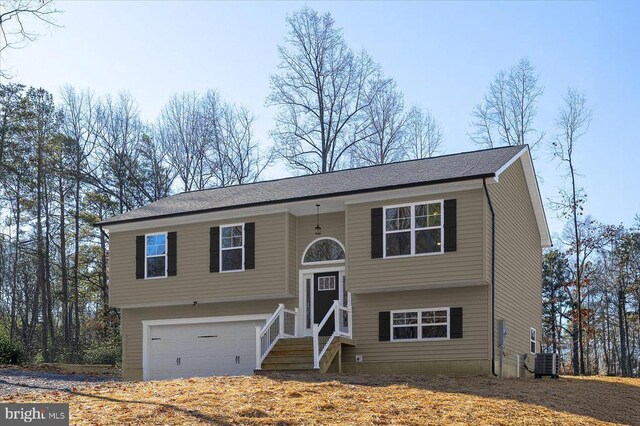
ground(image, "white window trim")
xmin=317 ymin=275 xmax=337 ymax=291
xmin=220 ymin=223 xmax=245 ymax=273
xmin=382 ymin=200 xmax=444 ymax=259
xmin=301 ymin=237 xmax=346 ymax=265
xmin=144 ymin=232 xmax=168 ymax=279
xmin=390 ymin=307 xmax=450 ymax=342
xmin=530 ymin=327 xmax=537 ymax=354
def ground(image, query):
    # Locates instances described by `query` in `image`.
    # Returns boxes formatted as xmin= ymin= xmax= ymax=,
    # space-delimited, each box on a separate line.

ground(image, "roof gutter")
xmin=483 ymin=178 xmax=498 ymax=378
xmin=94 ymin=173 xmax=495 ymax=228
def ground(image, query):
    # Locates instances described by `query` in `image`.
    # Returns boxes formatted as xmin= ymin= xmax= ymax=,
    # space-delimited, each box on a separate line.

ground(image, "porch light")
xmin=315 ymin=204 xmax=322 ymax=236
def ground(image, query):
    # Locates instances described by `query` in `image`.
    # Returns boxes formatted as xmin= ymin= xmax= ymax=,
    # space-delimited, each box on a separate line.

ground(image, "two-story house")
xmin=97 ymin=145 xmax=550 ymax=381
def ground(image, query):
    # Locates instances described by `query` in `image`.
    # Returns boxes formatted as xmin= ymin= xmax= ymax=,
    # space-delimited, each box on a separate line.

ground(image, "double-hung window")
xmin=145 ymin=233 xmax=167 ymax=279
xmin=391 ymin=308 xmax=449 ymax=341
xmin=220 ymin=224 xmax=244 ymax=272
xmin=384 ymin=201 xmax=443 ymax=257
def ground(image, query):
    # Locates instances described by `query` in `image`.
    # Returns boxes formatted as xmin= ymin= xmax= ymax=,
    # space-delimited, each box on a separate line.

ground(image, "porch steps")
xmin=258 ymin=337 xmax=352 ymax=373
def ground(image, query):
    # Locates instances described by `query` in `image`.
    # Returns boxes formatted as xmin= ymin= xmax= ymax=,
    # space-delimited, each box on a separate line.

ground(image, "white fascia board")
xmin=142 ymin=314 xmax=270 ymax=327
xmin=491 ymin=147 xmax=552 ymax=248
xmin=492 ymin=146 xmax=529 ymax=182
xmin=103 ymin=179 xmax=484 ymax=234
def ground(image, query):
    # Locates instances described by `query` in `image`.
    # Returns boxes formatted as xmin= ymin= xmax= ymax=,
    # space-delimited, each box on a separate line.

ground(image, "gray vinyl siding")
xmin=342 ymin=286 xmax=489 ymax=363
xmin=121 ymin=298 xmax=296 ymax=380
xmin=346 ymin=189 xmax=488 ymax=293
xmin=297 ymin=212 xmax=346 ymax=271
xmin=488 ymin=159 xmax=543 ymax=370
xmin=109 ymin=213 xmax=290 ymax=308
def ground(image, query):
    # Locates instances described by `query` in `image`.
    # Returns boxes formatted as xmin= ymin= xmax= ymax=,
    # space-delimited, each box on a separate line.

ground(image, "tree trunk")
xmin=99 ymin=208 xmax=109 ymax=337
xmin=9 ymin=181 xmax=21 ymax=341
xmin=617 ymin=288 xmax=629 ymax=376
xmin=572 ymin=309 xmax=580 ymax=376
xmin=44 ymin=175 xmax=56 ymax=360
xmin=73 ymin=175 xmax=81 ymax=361
xmin=569 ymin=157 xmax=585 ymax=375
xmin=35 ymin=125 xmax=50 ymax=362
xmin=59 ymin=172 xmax=70 ymax=353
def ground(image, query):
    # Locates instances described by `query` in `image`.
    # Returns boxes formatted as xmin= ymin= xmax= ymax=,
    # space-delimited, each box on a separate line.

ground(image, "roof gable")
xmin=493 ymin=147 xmax=552 ymax=248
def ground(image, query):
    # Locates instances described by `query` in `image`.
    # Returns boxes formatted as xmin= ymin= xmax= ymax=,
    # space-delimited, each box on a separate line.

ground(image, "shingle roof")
xmin=97 ymin=145 xmax=525 ymax=226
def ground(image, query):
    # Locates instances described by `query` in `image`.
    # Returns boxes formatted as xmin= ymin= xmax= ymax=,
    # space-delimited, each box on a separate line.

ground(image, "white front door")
xmin=146 ymin=319 xmax=264 ymax=380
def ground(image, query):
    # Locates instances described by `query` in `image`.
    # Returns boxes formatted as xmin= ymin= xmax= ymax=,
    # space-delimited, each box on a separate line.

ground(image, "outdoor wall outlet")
xmin=355 ymin=355 xmax=363 ymax=362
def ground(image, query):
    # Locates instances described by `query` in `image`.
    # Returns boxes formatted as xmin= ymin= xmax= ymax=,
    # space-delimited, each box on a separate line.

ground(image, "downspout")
xmin=483 ymin=178 xmax=498 ymax=377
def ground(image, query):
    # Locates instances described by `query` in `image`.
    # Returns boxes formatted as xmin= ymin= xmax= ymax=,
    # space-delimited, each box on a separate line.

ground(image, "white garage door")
xmin=146 ymin=318 xmax=264 ymax=380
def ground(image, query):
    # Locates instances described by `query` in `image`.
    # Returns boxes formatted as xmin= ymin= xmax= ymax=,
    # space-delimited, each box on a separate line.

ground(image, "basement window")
xmin=384 ymin=201 xmax=443 ymax=258
xmin=391 ymin=308 xmax=449 ymax=341
xmin=145 ymin=233 xmax=167 ymax=279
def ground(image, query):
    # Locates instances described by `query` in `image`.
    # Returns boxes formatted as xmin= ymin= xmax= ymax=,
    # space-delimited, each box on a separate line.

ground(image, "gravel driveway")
xmin=0 ymin=367 xmax=118 ymax=397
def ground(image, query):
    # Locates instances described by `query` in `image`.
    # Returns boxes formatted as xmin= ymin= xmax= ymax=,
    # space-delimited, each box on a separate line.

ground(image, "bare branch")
xmin=0 ymin=0 xmax=62 ymax=79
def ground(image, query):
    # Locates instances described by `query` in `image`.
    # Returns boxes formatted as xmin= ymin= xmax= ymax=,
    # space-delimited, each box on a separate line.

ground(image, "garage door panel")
xmin=146 ymin=319 xmax=264 ymax=380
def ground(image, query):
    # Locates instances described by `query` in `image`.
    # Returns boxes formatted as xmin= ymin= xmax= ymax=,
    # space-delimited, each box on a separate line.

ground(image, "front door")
xmin=313 ymin=271 xmax=340 ymax=336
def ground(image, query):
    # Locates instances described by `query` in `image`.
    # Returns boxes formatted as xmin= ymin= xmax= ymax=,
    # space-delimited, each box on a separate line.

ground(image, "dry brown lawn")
xmin=2 ymin=373 xmax=639 ymax=425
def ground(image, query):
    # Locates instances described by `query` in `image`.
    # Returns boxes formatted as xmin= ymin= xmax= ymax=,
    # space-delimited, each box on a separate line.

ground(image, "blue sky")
xmin=4 ymin=1 xmax=639 ymax=239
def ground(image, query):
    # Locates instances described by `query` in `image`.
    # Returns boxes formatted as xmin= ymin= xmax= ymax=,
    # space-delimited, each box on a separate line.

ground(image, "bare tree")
xmin=406 ymin=107 xmax=444 ymax=159
xmin=551 ymin=87 xmax=593 ymax=374
xmin=156 ymin=92 xmax=213 ymax=192
xmin=218 ymin=104 xmax=272 ymax=184
xmin=156 ymin=90 xmax=269 ymax=191
xmin=350 ymin=77 xmax=409 ymax=166
xmin=200 ymin=90 xmax=229 ymax=187
xmin=267 ymin=7 xmax=380 ymax=173
xmin=59 ymin=86 xmax=100 ymax=356
xmin=470 ymin=58 xmax=544 ymax=149
xmin=0 ymin=0 xmax=60 ymax=78
xmin=138 ymin=132 xmax=174 ymax=202
xmin=94 ymin=92 xmax=143 ymax=213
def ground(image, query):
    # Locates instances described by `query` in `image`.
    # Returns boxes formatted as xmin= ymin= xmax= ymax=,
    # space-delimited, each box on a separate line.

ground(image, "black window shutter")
xmin=135 ymin=235 xmax=145 ymax=279
xmin=443 ymin=199 xmax=457 ymax=252
xmin=378 ymin=311 xmax=391 ymax=341
xmin=210 ymin=227 xmax=220 ymax=273
xmin=450 ymin=307 xmax=463 ymax=339
xmin=244 ymin=222 xmax=255 ymax=270
xmin=167 ymin=232 xmax=177 ymax=276
xmin=371 ymin=207 xmax=383 ymax=258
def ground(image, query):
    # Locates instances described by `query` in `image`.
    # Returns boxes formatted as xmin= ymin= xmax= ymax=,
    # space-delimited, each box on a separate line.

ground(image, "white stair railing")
xmin=255 ymin=304 xmax=298 ymax=370
xmin=313 ymin=292 xmax=352 ymax=369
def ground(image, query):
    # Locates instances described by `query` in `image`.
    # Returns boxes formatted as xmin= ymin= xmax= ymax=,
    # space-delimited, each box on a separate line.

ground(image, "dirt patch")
xmin=2 ymin=374 xmax=638 ymax=425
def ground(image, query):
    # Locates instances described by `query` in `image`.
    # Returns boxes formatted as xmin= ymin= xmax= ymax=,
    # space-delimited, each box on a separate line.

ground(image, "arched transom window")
xmin=302 ymin=237 xmax=346 ymax=264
